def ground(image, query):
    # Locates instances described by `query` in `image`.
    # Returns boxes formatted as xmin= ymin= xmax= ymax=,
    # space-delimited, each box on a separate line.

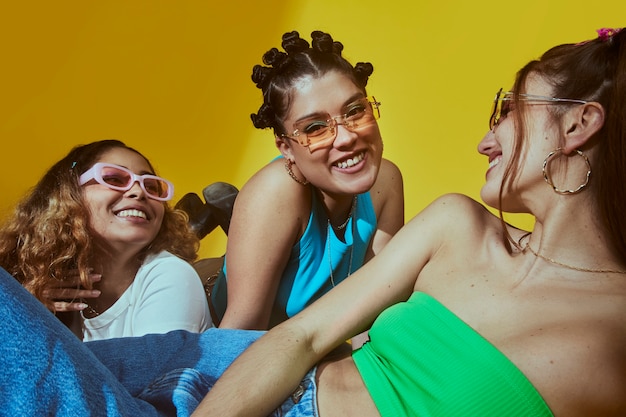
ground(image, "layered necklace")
xmin=327 ymin=196 xmax=357 ymax=287
xmin=519 ymin=233 xmax=626 ymax=274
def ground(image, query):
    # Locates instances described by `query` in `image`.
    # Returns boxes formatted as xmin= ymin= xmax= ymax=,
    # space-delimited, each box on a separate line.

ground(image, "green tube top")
xmin=352 ymin=292 xmax=553 ymax=416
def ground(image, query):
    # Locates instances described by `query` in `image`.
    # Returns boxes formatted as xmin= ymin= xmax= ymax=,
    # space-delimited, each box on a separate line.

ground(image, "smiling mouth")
xmin=488 ymin=155 xmax=502 ymax=170
xmin=116 ymin=209 xmax=148 ymax=220
xmin=335 ymin=152 xmax=365 ymax=169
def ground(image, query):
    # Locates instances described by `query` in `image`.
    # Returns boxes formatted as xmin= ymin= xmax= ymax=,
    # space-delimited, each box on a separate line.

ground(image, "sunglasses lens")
xmin=345 ymin=98 xmax=375 ymax=123
xmin=368 ymin=98 xmax=380 ymax=120
xmin=101 ymin=166 xmax=132 ymax=189
xmin=294 ymin=118 xmax=334 ymax=145
xmin=489 ymin=90 xmax=502 ymax=130
xmin=491 ymin=101 xmax=501 ymax=129
xmin=143 ymin=178 xmax=171 ymax=199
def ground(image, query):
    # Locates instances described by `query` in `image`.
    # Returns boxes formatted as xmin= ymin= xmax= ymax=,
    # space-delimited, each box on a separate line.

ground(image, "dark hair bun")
xmin=282 ymin=31 xmax=310 ymax=55
xmin=354 ymin=62 xmax=374 ymax=87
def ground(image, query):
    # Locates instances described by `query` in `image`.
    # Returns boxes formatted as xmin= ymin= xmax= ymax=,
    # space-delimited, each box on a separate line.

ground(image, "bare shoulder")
xmin=414 ymin=193 xmax=496 ymax=229
xmin=228 ymin=158 xmax=310 ymax=250
xmin=368 ymin=158 xmax=404 ymax=228
xmin=379 ymin=158 xmax=403 ymax=178
xmin=237 ymin=158 xmax=309 ymax=213
xmin=374 ymin=194 xmax=493 ymax=264
xmin=396 ymin=194 xmax=500 ymax=258
xmin=240 ymin=158 xmax=290 ymax=192
xmin=370 ymin=158 xmax=403 ymax=196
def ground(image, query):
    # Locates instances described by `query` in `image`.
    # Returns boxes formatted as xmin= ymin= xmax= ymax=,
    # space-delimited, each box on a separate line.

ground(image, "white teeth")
xmin=336 ymin=152 xmax=364 ymax=169
xmin=117 ymin=209 xmax=147 ymax=220
xmin=489 ymin=156 xmax=501 ymax=170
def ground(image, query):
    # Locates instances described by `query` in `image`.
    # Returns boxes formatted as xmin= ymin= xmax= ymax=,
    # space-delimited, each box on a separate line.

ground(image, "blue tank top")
xmin=211 ymin=191 xmax=376 ymax=327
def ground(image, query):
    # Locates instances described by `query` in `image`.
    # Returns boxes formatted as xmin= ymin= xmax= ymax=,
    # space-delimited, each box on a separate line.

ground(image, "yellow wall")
xmin=0 ymin=1 xmax=622 ymax=258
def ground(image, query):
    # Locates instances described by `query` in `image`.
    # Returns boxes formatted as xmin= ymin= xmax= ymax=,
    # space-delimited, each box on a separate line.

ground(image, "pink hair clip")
xmin=577 ymin=27 xmax=623 ymax=46
xmin=597 ymin=27 xmax=622 ymax=41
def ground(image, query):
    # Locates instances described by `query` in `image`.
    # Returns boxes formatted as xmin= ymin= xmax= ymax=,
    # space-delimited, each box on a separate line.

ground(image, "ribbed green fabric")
xmin=352 ymin=292 xmax=553 ymax=416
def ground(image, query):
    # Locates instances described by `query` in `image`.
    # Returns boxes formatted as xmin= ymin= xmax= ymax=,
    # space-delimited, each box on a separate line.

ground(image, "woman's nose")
xmin=332 ymin=123 xmax=359 ymax=148
xmin=477 ymin=129 xmax=496 ymax=156
xmin=125 ymin=180 xmax=146 ymax=199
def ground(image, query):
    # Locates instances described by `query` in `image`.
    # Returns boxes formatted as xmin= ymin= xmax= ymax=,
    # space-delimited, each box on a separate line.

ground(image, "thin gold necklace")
xmin=83 ymin=302 xmax=100 ymax=317
xmin=327 ymin=196 xmax=357 ymax=287
xmin=519 ymin=234 xmax=626 ymax=274
xmin=331 ymin=196 xmax=357 ymax=231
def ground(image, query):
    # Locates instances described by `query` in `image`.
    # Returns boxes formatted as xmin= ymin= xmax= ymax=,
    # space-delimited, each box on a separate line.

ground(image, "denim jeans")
xmin=0 ymin=267 xmax=317 ymax=416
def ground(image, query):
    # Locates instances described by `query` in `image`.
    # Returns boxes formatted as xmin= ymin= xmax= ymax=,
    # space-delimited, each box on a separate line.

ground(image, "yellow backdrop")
xmin=0 ymin=1 xmax=621 ymax=258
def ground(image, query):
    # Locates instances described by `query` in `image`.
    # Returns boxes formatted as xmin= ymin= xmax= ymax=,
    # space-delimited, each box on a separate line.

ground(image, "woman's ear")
xmin=275 ymin=135 xmax=294 ymax=160
xmin=561 ymin=102 xmax=605 ymax=154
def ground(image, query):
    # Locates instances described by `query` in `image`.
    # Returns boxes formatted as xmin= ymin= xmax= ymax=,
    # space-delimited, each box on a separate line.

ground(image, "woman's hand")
xmin=42 ymin=271 xmax=101 ymax=312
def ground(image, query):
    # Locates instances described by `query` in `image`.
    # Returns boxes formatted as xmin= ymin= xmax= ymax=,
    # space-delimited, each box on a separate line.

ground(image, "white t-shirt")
xmin=82 ymin=251 xmax=212 ymax=341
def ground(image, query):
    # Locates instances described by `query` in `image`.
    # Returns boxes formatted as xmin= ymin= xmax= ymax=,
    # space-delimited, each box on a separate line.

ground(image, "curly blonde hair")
xmin=0 ymin=140 xmax=199 ymax=310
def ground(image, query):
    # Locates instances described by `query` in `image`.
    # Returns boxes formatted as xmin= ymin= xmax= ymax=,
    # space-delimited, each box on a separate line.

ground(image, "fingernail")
xmin=90 ymin=274 xmax=102 ymax=281
xmin=77 ymin=303 xmax=88 ymax=310
xmin=92 ymin=290 xmax=101 ymax=296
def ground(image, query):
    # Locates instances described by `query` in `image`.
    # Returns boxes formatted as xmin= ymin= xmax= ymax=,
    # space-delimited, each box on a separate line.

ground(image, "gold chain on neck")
xmin=83 ymin=302 xmax=101 ymax=317
xmin=327 ymin=196 xmax=357 ymax=287
xmin=331 ymin=196 xmax=357 ymax=231
xmin=519 ymin=234 xmax=626 ymax=274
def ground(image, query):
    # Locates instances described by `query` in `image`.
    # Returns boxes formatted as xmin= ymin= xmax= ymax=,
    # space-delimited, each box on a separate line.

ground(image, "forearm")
xmin=218 ymin=308 xmax=271 ymax=330
xmin=192 ymin=321 xmax=319 ymax=416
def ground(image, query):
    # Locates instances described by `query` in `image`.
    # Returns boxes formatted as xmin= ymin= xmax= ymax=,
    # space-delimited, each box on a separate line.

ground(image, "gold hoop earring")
xmin=542 ymin=148 xmax=591 ymax=194
xmin=284 ymin=160 xmax=309 ymax=186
